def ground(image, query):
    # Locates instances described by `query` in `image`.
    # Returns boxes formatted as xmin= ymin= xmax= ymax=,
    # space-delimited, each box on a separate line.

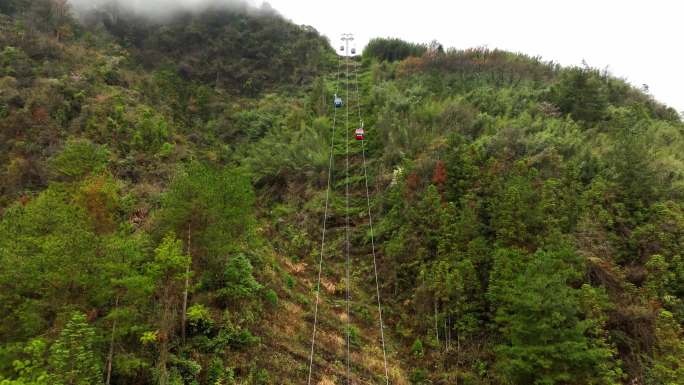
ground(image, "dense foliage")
xmin=1 ymin=1 xmax=684 ymax=385
xmin=85 ymin=4 xmax=333 ymax=95
xmin=363 ymin=37 xmax=428 ymax=62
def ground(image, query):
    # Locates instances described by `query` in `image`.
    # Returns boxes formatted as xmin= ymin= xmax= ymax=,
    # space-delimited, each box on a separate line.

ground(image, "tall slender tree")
xmin=157 ymin=161 xmax=255 ymax=343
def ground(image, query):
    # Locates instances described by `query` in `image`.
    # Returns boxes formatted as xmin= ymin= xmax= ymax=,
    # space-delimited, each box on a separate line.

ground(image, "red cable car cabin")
xmin=355 ymin=127 xmax=365 ymax=140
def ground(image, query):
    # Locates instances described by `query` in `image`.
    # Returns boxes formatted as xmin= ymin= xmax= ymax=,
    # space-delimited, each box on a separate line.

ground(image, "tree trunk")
xmin=434 ymin=300 xmax=439 ymax=344
xmin=456 ymin=328 xmax=460 ymax=385
xmin=105 ymin=295 xmax=119 ymax=385
xmin=159 ymin=337 xmax=169 ymax=385
xmin=181 ymin=224 xmax=191 ymax=344
xmin=159 ymin=285 xmax=172 ymax=385
xmin=444 ymin=315 xmax=449 ymax=370
xmin=448 ymin=314 xmax=452 ymax=351
xmin=445 ymin=316 xmax=449 ymax=351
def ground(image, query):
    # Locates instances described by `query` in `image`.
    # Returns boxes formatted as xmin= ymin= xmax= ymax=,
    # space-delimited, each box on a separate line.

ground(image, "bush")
xmin=216 ymin=324 xmax=260 ymax=351
xmin=411 ymin=338 xmax=424 ymax=358
xmin=187 ymin=304 xmax=213 ymax=335
xmin=216 ymin=254 xmax=263 ymax=305
xmin=363 ymin=38 xmax=427 ymax=62
xmin=409 ymin=368 xmax=429 ymax=384
xmin=548 ymin=67 xmax=608 ymax=124
xmin=284 ymin=273 xmax=295 ymax=290
xmin=48 ymin=138 xmax=109 ymax=180
xmin=249 ymin=367 xmax=270 ymax=385
xmin=264 ymin=289 xmax=278 ymax=306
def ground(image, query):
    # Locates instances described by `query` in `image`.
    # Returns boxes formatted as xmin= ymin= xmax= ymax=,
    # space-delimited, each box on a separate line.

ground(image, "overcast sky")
xmin=261 ymin=0 xmax=683 ymax=112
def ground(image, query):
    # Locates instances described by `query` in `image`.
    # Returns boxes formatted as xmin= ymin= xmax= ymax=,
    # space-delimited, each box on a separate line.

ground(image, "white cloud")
xmin=68 ymin=0 xmax=261 ymax=19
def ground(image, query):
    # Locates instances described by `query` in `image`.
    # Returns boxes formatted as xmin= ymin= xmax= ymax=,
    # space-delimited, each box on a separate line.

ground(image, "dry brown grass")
xmin=319 ymin=330 xmax=345 ymax=356
xmin=273 ymin=301 xmax=306 ymax=337
xmin=359 ymin=346 xmax=384 ymax=376
xmin=356 ymin=345 xmax=408 ymax=385
xmin=284 ymin=258 xmax=308 ymax=274
xmin=389 ymin=366 xmax=409 ymax=385
xmin=338 ymin=311 xmax=348 ymax=323
xmin=317 ymin=376 xmax=336 ymax=385
xmin=321 ymin=278 xmax=337 ymax=294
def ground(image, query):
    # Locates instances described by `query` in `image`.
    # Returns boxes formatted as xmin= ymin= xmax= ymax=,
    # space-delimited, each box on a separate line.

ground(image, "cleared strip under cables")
xmin=344 ymin=47 xmax=352 ymax=385
xmin=306 ymin=54 xmax=343 ymax=385
xmin=354 ymin=56 xmax=391 ymax=385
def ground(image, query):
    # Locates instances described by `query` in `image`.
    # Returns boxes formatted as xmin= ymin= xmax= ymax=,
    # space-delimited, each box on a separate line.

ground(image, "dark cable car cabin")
xmin=351 ymin=48 xmax=356 ymax=55
xmin=355 ymin=127 xmax=365 ymax=140
xmin=340 ymin=45 xmax=345 ymax=52
xmin=334 ymin=94 xmax=343 ymax=108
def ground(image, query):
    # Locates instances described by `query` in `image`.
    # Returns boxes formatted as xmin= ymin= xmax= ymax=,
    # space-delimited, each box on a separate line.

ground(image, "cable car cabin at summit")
xmin=339 ymin=46 xmax=356 ymax=54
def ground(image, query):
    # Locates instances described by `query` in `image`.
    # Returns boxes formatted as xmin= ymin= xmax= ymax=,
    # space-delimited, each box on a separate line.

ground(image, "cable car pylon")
xmin=341 ymin=33 xmax=354 ymax=58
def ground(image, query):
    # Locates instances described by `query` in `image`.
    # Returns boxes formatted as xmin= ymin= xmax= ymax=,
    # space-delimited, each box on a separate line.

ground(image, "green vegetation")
xmin=1 ymin=1 xmax=684 ymax=385
xmin=363 ymin=37 xmax=428 ymax=62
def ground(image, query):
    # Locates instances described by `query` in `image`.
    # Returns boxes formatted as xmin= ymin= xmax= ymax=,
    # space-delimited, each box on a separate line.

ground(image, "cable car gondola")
xmin=334 ymin=94 xmax=343 ymax=108
xmin=340 ymin=45 xmax=345 ymax=52
xmin=351 ymin=48 xmax=356 ymax=55
xmin=355 ymin=127 xmax=365 ymax=140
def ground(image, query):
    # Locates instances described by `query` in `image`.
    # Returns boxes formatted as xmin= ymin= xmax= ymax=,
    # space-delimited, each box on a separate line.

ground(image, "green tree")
xmin=158 ymin=162 xmax=255 ymax=342
xmin=0 ymin=339 xmax=50 ymax=385
xmin=488 ymin=163 xmax=543 ymax=248
xmin=99 ymin=231 xmax=152 ymax=385
xmin=549 ymin=67 xmax=608 ymax=124
xmin=444 ymin=134 xmax=479 ymax=203
xmin=48 ymin=312 xmax=102 ymax=385
xmin=48 ymin=139 xmax=109 ymax=181
xmin=363 ymin=38 xmax=427 ymax=62
xmin=0 ymin=0 xmax=29 ymax=16
xmin=490 ymin=249 xmax=620 ymax=385
xmin=147 ymin=234 xmax=190 ymax=385
xmin=606 ymin=122 xmax=658 ymax=215
xmin=646 ymin=310 xmax=684 ymax=385
xmin=216 ymin=253 xmax=262 ymax=305
xmin=0 ymin=188 xmax=100 ymax=340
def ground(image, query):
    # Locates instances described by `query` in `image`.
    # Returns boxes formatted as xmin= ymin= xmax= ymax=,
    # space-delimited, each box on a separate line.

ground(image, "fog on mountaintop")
xmin=68 ymin=0 xmax=275 ymax=19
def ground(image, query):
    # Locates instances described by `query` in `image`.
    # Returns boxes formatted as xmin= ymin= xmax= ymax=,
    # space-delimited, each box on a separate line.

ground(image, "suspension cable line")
xmin=308 ymin=35 xmax=390 ymax=385
xmin=306 ymin=53 xmax=343 ymax=385
xmin=353 ymin=48 xmax=391 ymax=385
xmin=344 ymin=39 xmax=352 ymax=385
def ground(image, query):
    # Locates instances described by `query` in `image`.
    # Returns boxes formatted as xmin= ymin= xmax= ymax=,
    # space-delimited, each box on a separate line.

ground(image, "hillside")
xmin=2 ymin=1 xmax=684 ymax=385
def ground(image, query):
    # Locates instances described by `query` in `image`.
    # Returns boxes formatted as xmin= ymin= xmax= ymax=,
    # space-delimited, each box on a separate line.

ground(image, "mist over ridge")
xmin=68 ymin=0 xmax=279 ymax=20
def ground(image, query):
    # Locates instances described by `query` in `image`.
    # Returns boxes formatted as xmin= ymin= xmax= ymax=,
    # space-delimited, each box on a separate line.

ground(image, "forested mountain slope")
xmin=1 ymin=1 xmax=684 ymax=385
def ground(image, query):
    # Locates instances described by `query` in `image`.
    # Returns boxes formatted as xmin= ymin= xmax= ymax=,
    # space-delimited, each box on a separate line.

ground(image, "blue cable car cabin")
xmin=334 ymin=94 xmax=343 ymax=108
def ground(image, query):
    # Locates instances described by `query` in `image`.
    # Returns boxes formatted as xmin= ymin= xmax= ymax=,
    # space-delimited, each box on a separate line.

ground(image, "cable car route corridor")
xmin=305 ymin=34 xmax=393 ymax=385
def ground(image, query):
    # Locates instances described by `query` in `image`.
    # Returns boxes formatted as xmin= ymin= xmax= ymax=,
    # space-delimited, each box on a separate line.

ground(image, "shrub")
xmin=216 ymin=254 xmax=263 ymax=304
xmin=411 ymin=338 xmax=424 ymax=358
xmin=364 ymin=38 xmax=427 ymax=62
xmin=187 ymin=304 xmax=213 ymax=335
xmin=49 ymin=138 xmax=109 ymax=180
xmin=264 ymin=289 xmax=278 ymax=306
